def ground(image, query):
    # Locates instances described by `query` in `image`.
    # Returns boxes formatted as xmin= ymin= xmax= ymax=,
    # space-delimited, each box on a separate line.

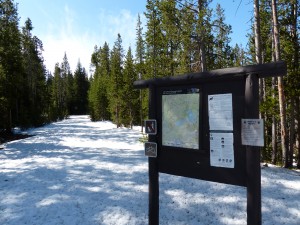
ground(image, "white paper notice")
xmin=208 ymin=94 xmax=233 ymax=131
xmin=241 ymin=119 xmax=264 ymax=146
xmin=210 ymin=132 xmax=234 ymax=168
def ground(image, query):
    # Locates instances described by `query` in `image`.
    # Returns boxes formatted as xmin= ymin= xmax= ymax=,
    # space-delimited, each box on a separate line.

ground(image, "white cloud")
xmin=40 ymin=5 xmax=144 ymax=76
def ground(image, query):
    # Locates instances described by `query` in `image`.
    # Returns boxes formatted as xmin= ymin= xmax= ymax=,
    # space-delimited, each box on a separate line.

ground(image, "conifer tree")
xmin=135 ymin=14 xmax=146 ymax=73
xmin=212 ymin=3 xmax=232 ymax=69
xmin=88 ymin=42 xmax=111 ymax=121
xmin=108 ymin=34 xmax=124 ymax=127
xmin=51 ymin=63 xmax=66 ymax=120
xmin=60 ymin=53 xmax=73 ymax=115
xmin=122 ymin=47 xmax=139 ymax=128
xmin=135 ymin=14 xmax=147 ymax=130
xmin=60 ymin=52 xmax=74 ymax=116
xmin=0 ymin=0 xmax=23 ymax=132
xmin=144 ymin=0 xmax=163 ymax=78
xmin=177 ymin=1 xmax=196 ymax=74
xmin=158 ymin=0 xmax=181 ymax=76
xmin=73 ymin=61 xmax=89 ymax=115
xmin=21 ymin=18 xmax=47 ymax=127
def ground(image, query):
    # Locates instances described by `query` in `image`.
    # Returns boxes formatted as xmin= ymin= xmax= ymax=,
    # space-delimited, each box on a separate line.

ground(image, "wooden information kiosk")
xmin=134 ymin=61 xmax=287 ymax=225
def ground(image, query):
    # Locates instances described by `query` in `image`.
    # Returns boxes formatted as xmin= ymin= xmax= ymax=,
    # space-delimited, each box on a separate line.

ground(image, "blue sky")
xmin=17 ymin=0 xmax=253 ymax=74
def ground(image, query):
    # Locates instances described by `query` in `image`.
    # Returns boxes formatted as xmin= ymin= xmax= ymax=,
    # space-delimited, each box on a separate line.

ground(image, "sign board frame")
xmin=134 ymin=61 xmax=287 ymax=225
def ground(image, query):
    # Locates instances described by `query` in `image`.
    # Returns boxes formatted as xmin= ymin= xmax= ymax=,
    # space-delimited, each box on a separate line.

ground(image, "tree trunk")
xmin=198 ymin=0 xmax=207 ymax=72
xmin=289 ymin=98 xmax=295 ymax=166
xmin=271 ymin=77 xmax=277 ymax=164
xmin=296 ymin=97 xmax=300 ymax=169
xmin=271 ymin=0 xmax=289 ymax=168
xmin=254 ymin=0 xmax=262 ymax=65
xmin=291 ymin=0 xmax=299 ymax=168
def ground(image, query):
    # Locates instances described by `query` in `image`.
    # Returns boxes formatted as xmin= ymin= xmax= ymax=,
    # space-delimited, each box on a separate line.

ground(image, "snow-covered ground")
xmin=0 ymin=115 xmax=299 ymax=225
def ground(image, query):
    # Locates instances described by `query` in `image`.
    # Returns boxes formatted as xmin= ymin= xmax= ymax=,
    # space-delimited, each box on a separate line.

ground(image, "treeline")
xmin=1 ymin=0 xmax=299 ymax=168
xmin=89 ymin=0 xmax=300 ymax=168
xmin=88 ymin=1 xmax=246 ymax=128
xmin=0 ymin=0 xmax=89 ymax=133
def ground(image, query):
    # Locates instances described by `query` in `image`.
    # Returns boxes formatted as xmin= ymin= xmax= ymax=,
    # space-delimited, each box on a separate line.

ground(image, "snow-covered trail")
xmin=0 ymin=116 xmax=148 ymax=225
xmin=0 ymin=116 xmax=299 ymax=225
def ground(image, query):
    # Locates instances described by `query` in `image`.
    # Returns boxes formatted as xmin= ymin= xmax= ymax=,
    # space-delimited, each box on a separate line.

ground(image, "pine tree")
xmin=135 ymin=14 xmax=146 ymax=73
xmin=231 ymin=44 xmax=247 ymax=67
xmin=212 ymin=3 xmax=232 ymax=69
xmin=21 ymin=18 xmax=47 ymax=127
xmin=0 ymin=0 xmax=23 ymax=132
xmin=51 ymin=63 xmax=66 ymax=120
xmin=88 ymin=45 xmax=101 ymax=121
xmin=177 ymin=1 xmax=196 ymax=74
xmin=109 ymin=34 xmax=124 ymax=127
xmin=272 ymin=0 xmax=289 ymax=168
xmin=88 ymin=42 xmax=110 ymax=121
xmin=60 ymin=53 xmax=73 ymax=115
xmin=73 ymin=61 xmax=89 ymax=115
xmin=279 ymin=0 xmax=299 ymax=167
xmin=158 ymin=0 xmax=181 ymax=76
xmin=122 ymin=47 xmax=139 ymax=128
xmin=144 ymin=0 xmax=163 ymax=78
xmin=135 ymin=14 xmax=147 ymax=130
xmin=194 ymin=0 xmax=213 ymax=72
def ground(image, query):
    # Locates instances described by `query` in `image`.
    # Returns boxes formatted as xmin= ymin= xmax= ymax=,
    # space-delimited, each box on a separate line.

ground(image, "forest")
xmin=0 ymin=0 xmax=299 ymax=169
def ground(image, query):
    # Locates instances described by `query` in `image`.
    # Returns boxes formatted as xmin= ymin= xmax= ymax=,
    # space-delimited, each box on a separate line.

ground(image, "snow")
xmin=0 ymin=115 xmax=299 ymax=225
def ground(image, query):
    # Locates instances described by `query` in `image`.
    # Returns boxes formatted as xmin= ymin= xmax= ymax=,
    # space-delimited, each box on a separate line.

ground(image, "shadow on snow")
xmin=0 ymin=116 xmax=299 ymax=225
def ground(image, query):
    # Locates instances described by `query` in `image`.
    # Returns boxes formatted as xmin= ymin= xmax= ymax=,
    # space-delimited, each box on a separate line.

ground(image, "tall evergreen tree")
xmin=73 ymin=61 xmax=89 ymax=115
xmin=144 ymin=0 xmax=163 ymax=78
xmin=60 ymin=53 xmax=73 ymax=115
xmin=135 ymin=13 xmax=146 ymax=74
xmin=193 ymin=0 xmax=213 ymax=72
xmin=122 ymin=47 xmax=139 ymax=128
xmin=135 ymin=14 xmax=147 ymax=130
xmin=0 ymin=0 xmax=23 ymax=132
xmin=21 ymin=18 xmax=47 ymax=127
xmin=51 ymin=63 xmax=66 ymax=120
xmin=109 ymin=34 xmax=124 ymax=127
xmin=212 ymin=3 xmax=232 ymax=69
xmin=177 ymin=1 xmax=196 ymax=74
xmin=158 ymin=0 xmax=181 ymax=76
xmin=88 ymin=42 xmax=111 ymax=121
xmin=272 ymin=0 xmax=289 ymax=168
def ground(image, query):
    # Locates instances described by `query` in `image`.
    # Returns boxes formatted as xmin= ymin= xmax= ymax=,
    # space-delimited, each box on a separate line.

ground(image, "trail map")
xmin=162 ymin=88 xmax=199 ymax=149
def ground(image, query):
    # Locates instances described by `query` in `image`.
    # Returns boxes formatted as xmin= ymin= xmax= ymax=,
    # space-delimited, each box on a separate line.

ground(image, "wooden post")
xmin=148 ymin=85 xmax=159 ymax=225
xmin=245 ymin=74 xmax=262 ymax=225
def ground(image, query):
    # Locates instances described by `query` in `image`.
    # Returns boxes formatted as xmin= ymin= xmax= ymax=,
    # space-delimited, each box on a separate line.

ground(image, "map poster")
xmin=210 ymin=132 xmax=234 ymax=168
xmin=208 ymin=93 xmax=233 ymax=131
xmin=162 ymin=88 xmax=200 ymax=149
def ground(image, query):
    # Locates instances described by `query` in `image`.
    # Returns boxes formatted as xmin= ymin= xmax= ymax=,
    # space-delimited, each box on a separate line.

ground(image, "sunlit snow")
xmin=0 ymin=116 xmax=299 ymax=224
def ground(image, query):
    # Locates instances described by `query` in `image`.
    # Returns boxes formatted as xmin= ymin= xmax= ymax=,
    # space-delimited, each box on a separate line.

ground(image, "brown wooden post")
xmin=148 ymin=85 xmax=159 ymax=225
xmin=245 ymin=73 xmax=262 ymax=225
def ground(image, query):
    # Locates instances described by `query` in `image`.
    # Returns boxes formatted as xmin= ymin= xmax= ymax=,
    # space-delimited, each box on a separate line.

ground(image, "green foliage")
xmin=1 ymin=0 xmax=300 ymax=168
xmin=20 ymin=18 xmax=48 ymax=127
xmin=88 ymin=43 xmax=111 ymax=121
xmin=0 ymin=0 xmax=23 ymax=131
xmin=108 ymin=34 xmax=124 ymax=127
xmin=121 ymin=47 xmax=139 ymax=128
xmin=73 ymin=61 xmax=89 ymax=115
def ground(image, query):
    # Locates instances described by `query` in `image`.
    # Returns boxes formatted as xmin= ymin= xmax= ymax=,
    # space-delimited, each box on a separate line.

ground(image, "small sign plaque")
xmin=145 ymin=119 xmax=157 ymax=135
xmin=241 ymin=119 xmax=264 ymax=146
xmin=145 ymin=142 xmax=157 ymax=157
